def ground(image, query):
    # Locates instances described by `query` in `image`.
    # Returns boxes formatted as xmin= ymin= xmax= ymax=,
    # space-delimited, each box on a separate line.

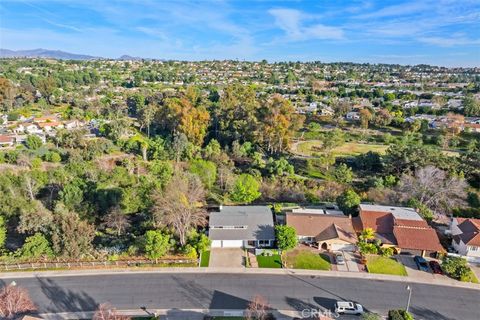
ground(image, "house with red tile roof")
xmin=450 ymin=217 xmax=480 ymax=260
xmin=0 ymin=134 xmax=14 ymax=147
xmin=354 ymin=204 xmax=444 ymax=257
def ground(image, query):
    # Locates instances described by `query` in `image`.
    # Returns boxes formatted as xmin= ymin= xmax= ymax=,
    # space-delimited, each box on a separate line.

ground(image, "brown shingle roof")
xmin=286 ymin=213 xmax=357 ymax=244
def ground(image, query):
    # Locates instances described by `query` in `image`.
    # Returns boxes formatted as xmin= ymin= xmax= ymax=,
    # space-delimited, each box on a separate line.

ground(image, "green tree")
xmin=189 ymin=159 xmax=217 ymax=189
xmin=275 ymin=225 xmax=298 ymax=251
xmin=266 ymin=157 xmax=294 ymax=176
xmin=51 ymin=208 xmax=95 ymax=258
xmin=0 ymin=216 xmax=6 ymax=251
xmin=25 ymin=135 xmax=43 ymax=150
xmin=230 ymin=174 xmax=261 ymax=204
xmin=44 ymin=151 xmax=62 ymax=163
xmin=464 ymin=94 xmax=480 ymax=117
xmin=186 ymin=230 xmax=211 ymax=255
xmin=144 ymin=230 xmax=171 ymax=260
xmin=16 ymin=233 xmax=53 ymax=259
xmin=336 ymin=189 xmax=361 ymax=215
xmin=331 ymin=163 xmax=354 ymax=184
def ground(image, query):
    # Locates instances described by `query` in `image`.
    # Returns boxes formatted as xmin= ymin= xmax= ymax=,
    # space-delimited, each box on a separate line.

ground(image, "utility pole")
xmin=406 ymin=284 xmax=413 ymax=313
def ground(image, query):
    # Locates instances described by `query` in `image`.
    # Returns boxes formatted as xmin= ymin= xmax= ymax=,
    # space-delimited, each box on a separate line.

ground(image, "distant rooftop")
xmin=288 ymin=208 xmax=344 ymax=216
xmin=359 ymin=204 xmax=423 ymax=221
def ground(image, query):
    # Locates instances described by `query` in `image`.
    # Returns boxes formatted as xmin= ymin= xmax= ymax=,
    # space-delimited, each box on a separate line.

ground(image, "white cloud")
xmin=418 ymin=36 xmax=480 ymax=47
xmin=269 ymin=8 xmax=344 ymax=41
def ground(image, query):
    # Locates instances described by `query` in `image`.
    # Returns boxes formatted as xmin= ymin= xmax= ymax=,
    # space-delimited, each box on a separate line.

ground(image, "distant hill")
xmin=117 ymin=55 xmax=144 ymax=61
xmin=0 ymin=48 xmax=100 ymax=60
xmin=0 ymin=49 xmax=155 ymax=61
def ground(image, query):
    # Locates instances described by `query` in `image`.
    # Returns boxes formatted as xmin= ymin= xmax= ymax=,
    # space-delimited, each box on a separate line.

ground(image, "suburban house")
xmin=286 ymin=208 xmax=358 ymax=252
xmin=354 ymin=204 xmax=444 ymax=257
xmin=345 ymin=111 xmax=360 ymax=121
xmin=450 ymin=217 xmax=480 ymax=262
xmin=0 ymin=134 xmax=14 ymax=148
xmin=208 ymin=206 xmax=275 ymax=248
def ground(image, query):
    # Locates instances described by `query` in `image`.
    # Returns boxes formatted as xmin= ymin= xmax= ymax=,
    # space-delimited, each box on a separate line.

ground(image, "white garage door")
xmin=221 ymin=240 xmax=243 ymax=248
xmin=331 ymin=243 xmax=356 ymax=252
xmin=211 ymin=240 xmax=222 ymax=248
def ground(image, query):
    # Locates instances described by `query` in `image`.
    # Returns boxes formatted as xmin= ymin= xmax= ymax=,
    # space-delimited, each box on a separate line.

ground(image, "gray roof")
xmin=208 ymin=206 xmax=275 ymax=241
xmin=359 ymin=204 xmax=423 ymax=221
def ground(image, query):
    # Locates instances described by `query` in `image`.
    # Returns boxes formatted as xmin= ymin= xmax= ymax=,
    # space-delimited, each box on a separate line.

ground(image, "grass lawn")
xmin=295 ymin=141 xmax=388 ymax=157
xmin=283 ymin=249 xmax=331 ymax=270
xmin=256 ymin=254 xmax=282 ymax=268
xmin=366 ymin=255 xmax=407 ymax=276
xmin=200 ymin=250 xmax=210 ymax=267
xmin=461 ymin=269 xmax=479 ymax=284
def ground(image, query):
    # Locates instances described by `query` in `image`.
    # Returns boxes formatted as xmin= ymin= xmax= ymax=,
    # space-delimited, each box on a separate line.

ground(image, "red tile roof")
xmin=358 ymin=206 xmax=444 ymax=252
xmin=393 ymin=226 xmax=444 ymax=252
xmin=357 ymin=210 xmax=394 ymax=234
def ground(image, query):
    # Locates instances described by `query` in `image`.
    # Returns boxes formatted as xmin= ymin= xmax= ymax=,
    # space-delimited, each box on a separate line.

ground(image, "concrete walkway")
xmin=1 ymin=266 xmax=479 ymax=290
xmin=38 ymin=309 xmax=311 ymax=320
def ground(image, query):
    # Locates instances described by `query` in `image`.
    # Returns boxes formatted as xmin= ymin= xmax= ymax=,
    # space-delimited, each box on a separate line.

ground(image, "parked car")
xmin=414 ymin=255 xmax=429 ymax=272
xmin=334 ymin=252 xmax=345 ymax=265
xmin=429 ymin=260 xmax=443 ymax=274
xmin=334 ymin=301 xmax=364 ymax=315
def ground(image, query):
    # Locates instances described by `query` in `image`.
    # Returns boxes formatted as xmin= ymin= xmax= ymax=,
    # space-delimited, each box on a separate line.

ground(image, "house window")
xmin=470 ymin=246 xmax=478 ymax=251
xmin=258 ymin=240 xmax=270 ymax=246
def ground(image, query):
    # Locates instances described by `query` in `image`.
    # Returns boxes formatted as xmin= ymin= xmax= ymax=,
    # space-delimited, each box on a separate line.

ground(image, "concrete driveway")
xmin=209 ymin=248 xmax=245 ymax=268
xmin=331 ymin=251 xmax=360 ymax=272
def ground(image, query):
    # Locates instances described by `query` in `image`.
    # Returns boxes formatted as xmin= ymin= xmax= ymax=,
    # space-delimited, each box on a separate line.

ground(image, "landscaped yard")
xmin=283 ymin=249 xmax=331 ymax=270
xmin=256 ymin=254 xmax=282 ymax=268
xmin=295 ymin=141 xmax=389 ymax=157
xmin=366 ymin=255 xmax=407 ymax=276
xmin=200 ymin=250 xmax=210 ymax=267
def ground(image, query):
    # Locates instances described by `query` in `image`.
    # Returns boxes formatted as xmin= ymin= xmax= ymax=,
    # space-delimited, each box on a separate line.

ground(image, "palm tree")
xmin=360 ymin=228 xmax=375 ymax=242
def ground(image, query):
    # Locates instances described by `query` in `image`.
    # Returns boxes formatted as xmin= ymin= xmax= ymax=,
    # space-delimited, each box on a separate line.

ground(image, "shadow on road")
xmin=409 ymin=307 xmax=456 ymax=320
xmin=287 ymin=273 xmax=349 ymax=300
xmin=36 ymin=277 xmax=97 ymax=313
xmin=285 ymin=297 xmax=318 ymax=311
xmin=209 ymin=290 xmax=250 ymax=309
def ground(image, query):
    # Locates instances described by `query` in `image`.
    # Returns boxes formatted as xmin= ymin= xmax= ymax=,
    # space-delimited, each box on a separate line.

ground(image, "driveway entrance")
xmin=209 ymin=248 xmax=245 ymax=268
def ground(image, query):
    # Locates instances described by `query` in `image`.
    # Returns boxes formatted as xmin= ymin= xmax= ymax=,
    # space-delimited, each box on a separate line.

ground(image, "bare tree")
xmin=93 ymin=303 xmax=131 ymax=320
xmin=0 ymin=284 xmax=36 ymax=319
xmin=102 ymin=206 xmax=131 ymax=236
xmin=397 ymin=166 xmax=467 ymax=216
xmin=151 ymin=173 xmax=207 ymax=246
xmin=245 ymin=295 xmax=269 ymax=320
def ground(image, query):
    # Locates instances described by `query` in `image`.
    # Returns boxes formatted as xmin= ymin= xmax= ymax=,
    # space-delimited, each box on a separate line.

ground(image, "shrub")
xmin=388 ymin=309 xmax=413 ymax=320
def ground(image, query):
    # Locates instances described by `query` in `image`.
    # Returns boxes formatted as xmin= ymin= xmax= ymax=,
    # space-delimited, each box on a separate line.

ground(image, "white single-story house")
xmin=208 ymin=206 xmax=275 ymax=248
xmin=450 ymin=217 xmax=480 ymax=261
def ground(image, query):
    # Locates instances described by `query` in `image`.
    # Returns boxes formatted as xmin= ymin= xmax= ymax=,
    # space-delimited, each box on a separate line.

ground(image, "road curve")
xmin=2 ymin=273 xmax=479 ymax=320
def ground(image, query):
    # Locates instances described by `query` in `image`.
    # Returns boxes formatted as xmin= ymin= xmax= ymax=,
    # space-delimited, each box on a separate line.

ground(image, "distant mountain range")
xmin=0 ymin=48 xmax=145 ymax=61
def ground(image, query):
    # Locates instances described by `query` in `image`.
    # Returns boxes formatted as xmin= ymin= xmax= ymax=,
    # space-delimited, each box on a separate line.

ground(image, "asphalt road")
xmin=1 ymin=273 xmax=479 ymax=320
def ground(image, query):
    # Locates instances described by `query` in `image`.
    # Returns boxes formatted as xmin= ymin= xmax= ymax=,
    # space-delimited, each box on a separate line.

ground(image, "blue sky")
xmin=1 ymin=0 xmax=479 ymax=66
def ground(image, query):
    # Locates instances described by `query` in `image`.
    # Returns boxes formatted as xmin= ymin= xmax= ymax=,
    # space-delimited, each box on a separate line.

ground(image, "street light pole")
xmin=406 ymin=285 xmax=413 ymax=313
